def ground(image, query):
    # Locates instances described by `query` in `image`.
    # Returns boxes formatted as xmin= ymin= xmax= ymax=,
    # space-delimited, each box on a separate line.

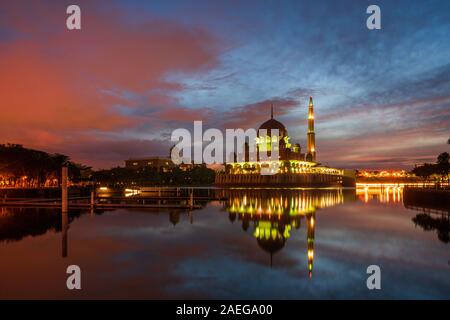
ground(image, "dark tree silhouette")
xmin=412 ymin=213 xmax=450 ymax=243
xmin=411 ymin=152 xmax=450 ymax=187
xmin=412 ymin=163 xmax=436 ymax=183
xmin=0 ymin=144 xmax=89 ymax=187
xmin=437 ymin=152 xmax=450 ymax=184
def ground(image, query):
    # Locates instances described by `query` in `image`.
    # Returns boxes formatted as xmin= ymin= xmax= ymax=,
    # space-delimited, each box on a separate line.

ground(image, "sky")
xmin=0 ymin=0 xmax=449 ymax=169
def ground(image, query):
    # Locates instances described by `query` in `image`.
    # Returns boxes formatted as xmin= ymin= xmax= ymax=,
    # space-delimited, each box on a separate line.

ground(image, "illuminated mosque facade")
xmin=216 ymin=97 xmax=355 ymax=187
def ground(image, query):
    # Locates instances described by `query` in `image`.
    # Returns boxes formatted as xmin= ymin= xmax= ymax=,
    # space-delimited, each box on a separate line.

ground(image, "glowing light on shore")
xmin=124 ymin=188 xmax=140 ymax=197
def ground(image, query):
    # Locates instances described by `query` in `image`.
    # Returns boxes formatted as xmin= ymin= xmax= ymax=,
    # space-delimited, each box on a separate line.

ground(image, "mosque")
xmin=257 ymin=96 xmax=316 ymax=163
xmin=215 ymin=97 xmax=355 ymax=187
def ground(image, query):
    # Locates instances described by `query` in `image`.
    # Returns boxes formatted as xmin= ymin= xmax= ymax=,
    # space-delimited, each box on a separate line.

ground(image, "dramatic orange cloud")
xmin=0 ymin=1 xmax=222 ymax=167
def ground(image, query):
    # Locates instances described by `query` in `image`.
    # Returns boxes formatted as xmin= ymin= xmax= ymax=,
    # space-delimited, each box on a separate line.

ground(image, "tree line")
xmin=2 ymin=143 xmax=448 ymax=188
xmin=412 ymin=152 xmax=450 ymax=186
xmin=0 ymin=144 xmax=215 ymax=188
xmin=0 ymin=144 xmax=89 ymax=188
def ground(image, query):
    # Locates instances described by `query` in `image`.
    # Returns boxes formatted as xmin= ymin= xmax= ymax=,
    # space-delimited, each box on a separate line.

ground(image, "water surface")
xmin=0 ymin=187 xmax=449 ymax=299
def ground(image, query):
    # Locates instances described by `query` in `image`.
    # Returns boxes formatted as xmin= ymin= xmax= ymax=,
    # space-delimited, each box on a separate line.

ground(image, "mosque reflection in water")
xmin=220 ymin=189 xmax=356 ymax=277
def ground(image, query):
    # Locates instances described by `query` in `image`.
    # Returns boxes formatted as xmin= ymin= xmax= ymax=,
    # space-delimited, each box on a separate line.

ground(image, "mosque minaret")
xmin=306 ymin=96 xmax=316 ymax=162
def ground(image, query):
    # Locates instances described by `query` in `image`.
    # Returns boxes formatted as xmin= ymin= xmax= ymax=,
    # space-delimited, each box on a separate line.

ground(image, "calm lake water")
xmin=1 ymin=187 xmax=449 ymax=299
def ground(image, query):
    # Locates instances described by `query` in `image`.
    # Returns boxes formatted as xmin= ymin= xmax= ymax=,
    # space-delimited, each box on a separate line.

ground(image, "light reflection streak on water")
xmin=356 ymin=185 xmax=404 ymax=204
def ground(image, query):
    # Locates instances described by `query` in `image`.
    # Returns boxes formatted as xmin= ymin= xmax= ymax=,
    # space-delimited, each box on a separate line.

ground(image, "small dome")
xmin=257 ymin=236 xmax=285 ymax=254
xmin=258 ymin=118 xmax=286 ymax=131
xmin=258 ymin=104 xmax=287 ymax=136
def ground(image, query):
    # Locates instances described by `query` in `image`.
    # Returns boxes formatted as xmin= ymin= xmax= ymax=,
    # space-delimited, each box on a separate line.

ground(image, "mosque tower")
xmin=306 ymin=96 xmax=316 ymax=162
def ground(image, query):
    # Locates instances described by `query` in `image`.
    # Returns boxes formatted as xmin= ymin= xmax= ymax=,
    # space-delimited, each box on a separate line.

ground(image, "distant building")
xmin=125 ymin=157 xmax=201 ymax=173
xmin=125 ymin=157 xmax=175 ymax=173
